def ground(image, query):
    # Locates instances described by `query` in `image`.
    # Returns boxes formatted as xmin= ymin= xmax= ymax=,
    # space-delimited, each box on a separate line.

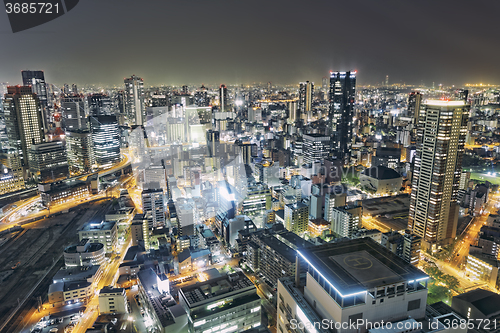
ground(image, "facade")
xmin=324 ymin=193 xmax=347 ymax=222
xmin=61 ymin=95 xmax=89 ymax=130
xmin=21 ymin=70 xmax=48 ymax=129
xmin=284 ymin=202 xmax=308 ymax=235
xmin=465 ymin=253 xmax=500 ymax=288
xmin=78 ymin=220 xmax=117 ymax=253
xmin=3 ymin=86 xmax=45 ymax=168
xmin=302 ymin=134 xmax=330 ymax=164
xmin=329 ymin=71 xmax=356 ymax=165
xmin=29 ymin=141 xmax=69 ymax=183
xmin=64 ymin=238 xmax=106 ymax=267
xmin=98 ymin=286 xmax=128 ymax=314
xmin=277 ymin=238 xmax=428 ymax=333
xmin=451 ymin=289 xmax=500 ymax=325
xmin=124 ymin=75 xmax=145 ymax=126
xmin=39 ymin=180 xmax=89 ymax=207
xmin=219 ymin=84 xmax=228 ymax=112
xmin=131 ymin=214 xmax=150 ymax=250
xmin=178 ymin=271 xmax=261 ymax=333
xmin=408 ymin=99 xmax=469 ymax=249
xmin=0 ymin=147 xmax=25 ymax=194
xmin=66 ymin=130 xmax=95 ymax=173
xmin=359 ymin=166 xmax=402 ymax=195
xmin=48 ymin=281 xmax=93 ymax=305
xmin=90 ymin=115 xmax=121 ymax=167
xmin=240 ymin=183 xmax=271 ymax=216
xmin=142 ymin=188 xmax=166 ymax=228
xmin=402 ymin=231 xmax=421 ymax=266
xmin=329 ymin=205 xmax=362 ymax=238
xmin=299 ymin=81 xmax=314 ymax=121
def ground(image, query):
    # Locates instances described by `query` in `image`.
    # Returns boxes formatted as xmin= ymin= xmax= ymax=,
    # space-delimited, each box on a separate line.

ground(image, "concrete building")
xmin=66 ymin=130 xmax=95 ymax=173
xmin=278 ymin=238 xmax=428 ymax=333
xmin=64 ymin=238 xmax=106 ymax=267
xmin=124 ymin=75 xmax=145 ymax=126
xmin=98 ymin=286 xmax=128 ymax=314
xmin=324 ymin=192 xmax=347 ymax=221
xmin=61 ymin=95 xmax=89 ymax=131
xmin=302 ymin=134 xmax=330 ymax=164
xmin=285 ymin=202 xmax=308 ymax=235
xmin=142 ymin=188 xmax=165 ymax=228
xmin=78 ymin=220 xmax=117 ymax=253
xmin=359 ymin=166 xmax=402 ymax=195
xmin=39 ymin=180 xmax=89 ymax=207
xmin=408 ymin=99 xmax=469 ymax=250
xmin=90 ymin=115 xmax=120 ymax=168
xmin=131 ymin=214 xmax=149 ymax=250
xmin=29 ymin=141 xmax=69 ymax=183
xmin=465 ymin=253 xmax=500 ymax=288
xmin=329 ymin=205 xmax=362 ymax=238
xmin=451 ymin=289 xmax=500 ymax=330
xmin=179 ymin=271 xmax=261 ymax=333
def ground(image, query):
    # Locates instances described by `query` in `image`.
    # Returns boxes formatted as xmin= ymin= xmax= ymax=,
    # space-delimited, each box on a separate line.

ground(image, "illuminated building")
xmin=21 ymin=70 xmax=49 ymax=129
xmin=299 ymin=81 xmax=314 ymax=121
xmin=328 ymin=204 xmax=361 ymax=238
xmin=48 ymin=265 xmax=102 ymax=305
xmin=137 ymin=268 xmax=188 ymax=333
xmin=61 ymin=95 xmax=88 ymax=130
xmin=219 ymin=84 xmax=228 ymax=112
xmin=39 ymin=180 xmax=90 ymax=207
xmin=3 ymin=86 xmax=45 ymax=167
xmin=142 ymin=188 xmax=165 ymax=228
xmin=206 ymin=130 xmax=220 ymax=157
xmin=240 ymin=183 xmax=271 ymax=215
xmin=287 ymin=100 xmax=298 ymax=124
xmin=277 ymin=238 xmax=428 ymax=333
xmin=408 ymin=91 xmax=422 ymax=123
xmin=359 ymin=166 xmax=402 ymax=195
xmin=302 ymin=134 xmax=330 ymax=164
xmin=98 ymin=287 xmax=128 ymax=315
xmin=63 ymin=238 xmax=105 ymax=267
xmin=78 ymin=220 xmax=117 ymax=253
xmin=329 ymin=71 xmax=356 ymax=165
xmin=178 ymin=271 xmax=261 ymax=333
xmin=403 ymin=230 xmax=421 ymax=266
xmin=29 ymin=141 xmax=69 ymax=183
xmin=66 ymin=130 xmax=95 ymax=173
xmin=0 ymin=147 xmax=25 ymax=194
xmin=90 ymin=115 xmax=120 ymax=168
xmin=124 ymin=75 xmax=145 ymax=126
xmin=88 ymin=93 xmax=113 ymax=116
xmin=408 ymin=99 xmax=469 ymax=249
xmin=465 ymin=253 xmax=499 ymax=288
xmin=284 ymin=202 xmax=308 ymax=235
xmin=131 ymin=213 xmax=150 ymax=250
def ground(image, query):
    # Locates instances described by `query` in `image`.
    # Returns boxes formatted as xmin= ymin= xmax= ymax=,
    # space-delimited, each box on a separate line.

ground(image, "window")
xmin=407 ymin=299 xmax=421 ymax=311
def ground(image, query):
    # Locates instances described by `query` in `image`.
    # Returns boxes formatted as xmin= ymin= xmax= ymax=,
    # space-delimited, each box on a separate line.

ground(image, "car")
xmin=49 ymin=328 xmax=58 ymax=333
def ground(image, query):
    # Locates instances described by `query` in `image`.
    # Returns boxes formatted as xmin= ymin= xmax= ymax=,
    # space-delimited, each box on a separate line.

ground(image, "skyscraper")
xmin=302 ymin=133 xmax=330 ymax=164
xmin=408 ymin=97 xmax=469 ymax=250
xmin=219 ymin=84 xmax=227 ymax=112
xmin=90 ymin=115 xmax=120 ymax=167
xmin=124 ymin=75 xmax=145 ymax=126
xmin=21 ymin=70 xmax=49 ymax=131
xmin=408 ymin=91 xmax=422 ymax=123
xmin=284 ymin=202 xmax=308 ymax=235
xmin=3 ymin=86 xmax=45 ymax=168
xmin=329 ymin=71 xmax=356 ymax=166
xmin=29 ymin=141 xmax=69 ymax=183
xmin=299 ymin=81 xmax=314 ymax=121
xmin=66 ymin=130 xmax=95 ymax=174
xmin=61 ymin=95 xmax=88 ymax=131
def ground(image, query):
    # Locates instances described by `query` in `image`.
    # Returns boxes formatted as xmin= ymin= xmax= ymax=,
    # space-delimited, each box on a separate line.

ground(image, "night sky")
xmin=1 ymin=0 xmax=499 ymax=87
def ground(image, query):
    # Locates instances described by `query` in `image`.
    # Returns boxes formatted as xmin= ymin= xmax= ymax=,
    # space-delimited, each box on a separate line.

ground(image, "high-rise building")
xmin=324 ymin=192 xmax=347 ymax=222
xmin=3 ymin=86 xmax=45 ymax=168
xmin=206 ymin=130 xmax=220 ymax=157
xmin=278 ymin=238 xmax=429 ymax=333
xmin=29 ymin=141 xmax=69 ymax=183
xmin=142 ymin=188 xmax=165 ymax=228
xmin=219 ymin=84 xmax=228 ymax=112
xmin=299 ymin=81 xmax=314 ymax=121
xmin=21 ymin=70 xmax=49 ymax=130
xmin=285 ymin=202 xmax=308 ymax=235
xmin=329 ymin=71 xmax=356 ymax=166
xmin=61 ymin=95 xmax=88 ymax=131
xmin=88 ymin=93 xmax=112 ymax=116
xmin=403 ymin=230 xmax=422 ymax=266
xmin=302 ymin=134 xmax=330 ymax=164
xmin=194 ymin=85 xmax=209 ymax=107
xmin=408 ymin=98 xmax=469 ymax=249
xmin=287 ymin=100 xmax=298 ymax=124
xmin=124 ymin=75 xmax=145 ymax=126
xmin=408 ymin=91 xmax=422 ymax=122
xmin=66 ymin=130 xmax=95 ymax=173
xmin=90 ymin=115 xmax=120 ymax=168
xmin=329 ymin=204 xmax=362 ymax=238
xmin=0 ymin=147 xmax=25 ymax=194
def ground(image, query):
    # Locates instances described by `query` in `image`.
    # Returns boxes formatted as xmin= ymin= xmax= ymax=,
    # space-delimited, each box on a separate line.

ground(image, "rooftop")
xmin=298 ymin=238 xmax=428 ymax=296
xmin=80 ymin=220 xmax=116 ymax=232
xmin=453 ymin=289 xmax=500 ymax=317
xmin=362 ymin=166 xmax=401 ymax=180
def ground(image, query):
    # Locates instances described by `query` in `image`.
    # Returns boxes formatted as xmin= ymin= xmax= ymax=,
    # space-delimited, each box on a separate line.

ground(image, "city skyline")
xmin=0 ymin=0 xmax=500 ymax=86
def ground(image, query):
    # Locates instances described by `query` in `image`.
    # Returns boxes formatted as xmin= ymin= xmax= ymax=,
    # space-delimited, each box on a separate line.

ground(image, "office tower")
xmin=329 ymin=204 xmax=362 ymax=238
xmin=124 ymin=75 xmax=145 ymax=126
xmin=3 ymin=86 xmax=45 ymax=168
xmin=90 ymin=115 xmax=120 ymax=167
xmin=21 ymin=70 xmax=49 ymax=129
xmin=206 ymin=130 xmax=220 ymax=157
xmin=219 ymin=84 xmax=227 ymax=112
xmin=285 ymin=202 xmax=308 ymax=234
xmin=299 ymin=81 xmax=314 ymax=121
xmin=408 ymin=91 xmax=422 ymax=122
xmin=408 ymin=98 xmax=469 ymax=249
xmin=0 ymin=147 xmax=25 ymax=194
xmin=287 ymin=100 xmax=298 ymax=123
xmin=329 ymin=71 xmax=356 ymax=166
xmin=194 ymin=84 xmax=209 ymax=107
xmin=302 ymin=133 xmax=330 ymax=164
xmin=61 ymin=95 xmax=88 ymax=131
xmin=278 ymin=239 xmax=428 ymax=333
xmin=29 ymin=141 xmax=69 ymax=183
xmin=88 ymin=93 xmax=112 ymax=116
xmin=142 ymin=188 xmax=165 ymax=228
xmin=66 ymin=130 xmax=95 ymax=173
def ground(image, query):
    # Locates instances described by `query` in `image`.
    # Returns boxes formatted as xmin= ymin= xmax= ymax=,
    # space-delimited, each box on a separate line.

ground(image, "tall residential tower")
xmin=124 ymin=75 xmax=145 ymax=126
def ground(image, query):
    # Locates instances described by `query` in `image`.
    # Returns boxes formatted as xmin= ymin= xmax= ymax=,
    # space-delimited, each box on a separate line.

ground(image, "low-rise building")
xmin=179 ymin=271 xmax=261 ymax=333
xmin=465 ymin=253 xmax=500 ymax=288
xmin=39 ymin=180 xmax=90 ymax=207
xmin=78 ymin=220 xmax=117 ymax=253
xmin=64 ymin=238 xmax=106 ymax=267
xmin=359 ymin=166 xmax=402 ymax=195
xmin=98 ymin=286 xmax=128 ymax=314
